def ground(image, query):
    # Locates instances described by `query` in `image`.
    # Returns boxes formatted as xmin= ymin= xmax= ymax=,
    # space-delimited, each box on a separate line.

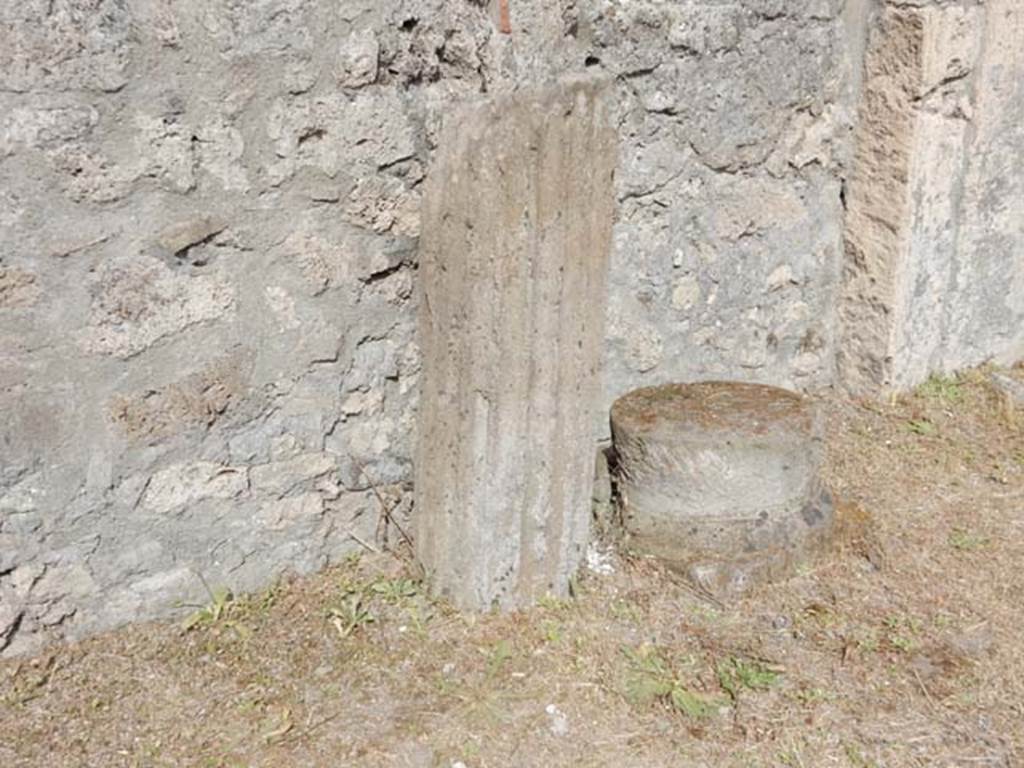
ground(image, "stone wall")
xmin=0 ymin=0 xmax=1019 ymax=655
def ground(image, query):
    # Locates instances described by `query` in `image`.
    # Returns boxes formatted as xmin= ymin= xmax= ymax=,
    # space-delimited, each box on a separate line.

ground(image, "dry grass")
xmin=2 ymin=367 xmax=1023 ymax=768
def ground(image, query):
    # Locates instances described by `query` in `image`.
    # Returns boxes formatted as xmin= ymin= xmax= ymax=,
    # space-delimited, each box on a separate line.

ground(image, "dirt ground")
xmin=2 ymin=368 xmax=1023 ymax=768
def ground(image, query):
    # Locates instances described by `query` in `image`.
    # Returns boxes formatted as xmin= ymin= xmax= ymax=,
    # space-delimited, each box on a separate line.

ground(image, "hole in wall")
xmin=298 ymin=128 xmax=326 ymax=146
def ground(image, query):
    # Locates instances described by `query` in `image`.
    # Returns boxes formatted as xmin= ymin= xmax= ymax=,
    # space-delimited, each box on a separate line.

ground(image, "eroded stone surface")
xmin=611 ymin=382 xmax=833 ymax=595
xmin=415 ymin=78 xmax=617 ymax=610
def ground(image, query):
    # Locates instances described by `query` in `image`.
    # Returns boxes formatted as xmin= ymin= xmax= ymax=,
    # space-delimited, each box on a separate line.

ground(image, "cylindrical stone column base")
xmin=610 ymin=381 xmax=834 ymax=596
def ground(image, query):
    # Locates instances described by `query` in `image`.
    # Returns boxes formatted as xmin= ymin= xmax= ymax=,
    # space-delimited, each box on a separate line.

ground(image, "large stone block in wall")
xmin=947 ymin=0 xmax=1024 ymax=370
xmin=839 ymin=1 xmax=1024 ymax=394
xmin=414 ymin=78 xmax=617 ymax=610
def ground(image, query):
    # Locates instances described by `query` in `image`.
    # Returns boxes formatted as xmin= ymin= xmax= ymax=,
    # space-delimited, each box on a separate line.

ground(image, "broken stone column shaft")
xmin=414 ymin=79 xmax=617 ymax=610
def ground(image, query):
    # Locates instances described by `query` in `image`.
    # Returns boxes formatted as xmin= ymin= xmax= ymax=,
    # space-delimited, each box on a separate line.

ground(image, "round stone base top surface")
xmin=611 ymin=381 xmax=816 ymax=438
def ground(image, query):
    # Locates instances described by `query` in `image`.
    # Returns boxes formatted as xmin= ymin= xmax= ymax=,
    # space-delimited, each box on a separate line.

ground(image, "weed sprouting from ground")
xmin=948 ymin=527 xmax=990 ymax=552
xmin=907 ymin=418 xmax=937 ymax=436
xmin=621 ymin=645 xmax=722 ymax=718
xmin=716 ymin=657 xmax=782 ymax=701
xmin=369 ymin=576 xmax=419 ymax=604
xmin=180 ymin=586 xmax=234 ymax=632
xmin=917 ymin=373 xmax=964 ymax=404
xmin=328 ymin=591 xmax=376 ymax=639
